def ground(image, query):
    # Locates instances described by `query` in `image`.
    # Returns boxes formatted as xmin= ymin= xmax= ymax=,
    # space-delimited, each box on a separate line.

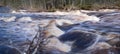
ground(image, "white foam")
xmin=98 ymin=9 xmax=118 ymax=12
xmin=0 ymin=16 xmax=16 ymax=22
xmin=54 ymin=10 xmax=100 ymax=23
xmin=54 ymin=10 xmax=83 ymax=15
xmin=71 ymin=14 xmax=100 ymax=22
xmin=18 ymin=17 xmax=32 ymax=22
xmin=11 ymin=10 xmax=28 ymax=14
xmin=55 ymin=19 xmax=73 ymax=26
xmin=54 ymin=11 xmax=67 ymax=15
xmin=80 ymin=10 xmax=97 ymax=13
xmin=85 ymin=15 xmax=100 ymax=22
xmin=11 ymin=10 xmax=17 ymax=13
xmin=68 ymin=10 xmax=83 ymax=15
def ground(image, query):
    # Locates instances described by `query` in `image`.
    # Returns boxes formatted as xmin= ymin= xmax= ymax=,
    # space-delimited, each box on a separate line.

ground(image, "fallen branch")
xmin=26 ymin=25 xmax=48 ymax=54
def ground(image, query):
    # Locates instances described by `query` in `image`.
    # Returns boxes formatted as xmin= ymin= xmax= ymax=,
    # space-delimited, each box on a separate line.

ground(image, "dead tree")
xmin=26 ymin=26 xmax=48 ymax=54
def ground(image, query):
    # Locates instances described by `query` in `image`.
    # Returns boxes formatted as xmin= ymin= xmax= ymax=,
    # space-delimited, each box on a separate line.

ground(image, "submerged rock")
xmin=0 ymin=45 xmax=21 ymax=54
xmin=46 ymin=37 xmax=71 ymax=52
xmin=43 ymin=20 xmax=64 ymax=37
xmin=38 ymin=47 xmax=67 ymax=54
xmin=92 ymin=47 xmax=120 ymax=54
xmin=59 ymin=30 xmax=101 ymax=53
xmin=101 ymin=32 xmax=120 ymax=46
xmin=94 ymin=42 xmax=112 ymax=49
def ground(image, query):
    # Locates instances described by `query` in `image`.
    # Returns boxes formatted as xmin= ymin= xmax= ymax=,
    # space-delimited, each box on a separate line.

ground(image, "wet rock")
xmin=0 ymin=6 xmax=12 ymax=13
xmin=116 ymin=42 xmax=120 ymax=47
xmin=59 ymin=30 xmax=100 ymax=53
xmin=0 ymin=45 xmax=21 ymax=54
xmin=44 ymin=20 xmax=64 ymax=37
xmin=46 ymin=37 xmax=71 ymax=52
xmin=92 ymin=47 xmax=120 ymax=54
xmin=104 ymin=33 xmax=120 ymax=46
xmin=94 ymin=42 xmax=112 ymax=49
xmin=38 ymin=47 xmax=67 ymax=54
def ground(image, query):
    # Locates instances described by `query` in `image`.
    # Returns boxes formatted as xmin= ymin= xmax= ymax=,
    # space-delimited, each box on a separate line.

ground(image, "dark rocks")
xmin=115 ymin=41 xmax=120 ymax=47
xmin=92 ymin=47 xmax=120 ymax=54
xmin=0 ymin=45 xmax=21 ymax=54
xmin=59 ymin=30 xmax=100 ymax=53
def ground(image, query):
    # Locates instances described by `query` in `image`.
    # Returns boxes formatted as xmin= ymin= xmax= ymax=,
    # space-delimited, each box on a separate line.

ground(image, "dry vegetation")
xmin=0 ymin=0 xmax=120 ymax=11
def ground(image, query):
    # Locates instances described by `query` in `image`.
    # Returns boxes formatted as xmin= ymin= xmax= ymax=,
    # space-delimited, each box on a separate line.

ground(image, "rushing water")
xmin=0 ymin=11 xmax=120 ymax=54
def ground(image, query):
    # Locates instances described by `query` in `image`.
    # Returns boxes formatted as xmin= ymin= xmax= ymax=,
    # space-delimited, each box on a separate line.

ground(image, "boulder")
xmin=59 ymin=30 xmax=101 ymax=53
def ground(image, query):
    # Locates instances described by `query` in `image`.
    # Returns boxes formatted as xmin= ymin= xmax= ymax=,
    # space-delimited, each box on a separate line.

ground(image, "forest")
xmin=0 ymin=0 xmax=120 ymax=11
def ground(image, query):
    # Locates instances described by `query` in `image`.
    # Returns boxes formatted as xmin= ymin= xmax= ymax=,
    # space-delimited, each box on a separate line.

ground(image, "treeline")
xmin=0 ymin=0 xmax=120 ymax=11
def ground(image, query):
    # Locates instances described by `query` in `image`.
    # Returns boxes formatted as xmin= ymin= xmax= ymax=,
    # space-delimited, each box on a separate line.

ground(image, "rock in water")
xmin=59 ymin=30 xmax=100 ymax=53
xmin=0 ymin=6 xmax=11 ymax=13
xmin=40 ymin=47 xmax=67 ymax=54
xmin=92 ymin=47 xmax=120 ymax=54
xmin=44 ymin=20 xmax=64 ymax=37
xmin=46 ymin=37 xmax=71 ymax=52
xmin=0 ymin=45 xmax=21 ymax=54
xmin=94 ymin=42 xmax=112 ymax=49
